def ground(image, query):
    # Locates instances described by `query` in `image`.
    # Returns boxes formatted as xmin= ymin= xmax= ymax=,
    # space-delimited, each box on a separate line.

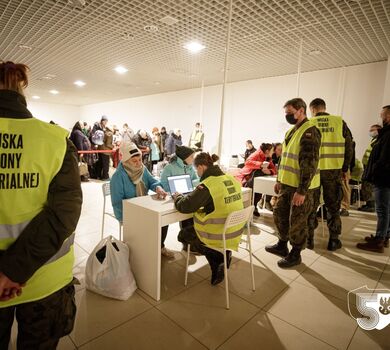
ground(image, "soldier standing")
xmin=265 ymin=98 xmax=321 ymax=268
xmin=307 ymin=98 xmax=353 ymax=251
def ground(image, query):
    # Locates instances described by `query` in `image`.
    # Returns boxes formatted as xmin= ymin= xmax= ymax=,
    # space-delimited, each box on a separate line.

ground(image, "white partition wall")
xmin=80 ymin=61 xmax=387 ymax=160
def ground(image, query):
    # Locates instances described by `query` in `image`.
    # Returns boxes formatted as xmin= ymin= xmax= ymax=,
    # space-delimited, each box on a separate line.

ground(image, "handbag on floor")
xmin=85 ymin=235 xmax=137 ymax=300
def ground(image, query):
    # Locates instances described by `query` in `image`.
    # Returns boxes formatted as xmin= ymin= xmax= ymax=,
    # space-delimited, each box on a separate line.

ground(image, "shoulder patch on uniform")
xmin=305 ymin=132 xmax=312 ymax=137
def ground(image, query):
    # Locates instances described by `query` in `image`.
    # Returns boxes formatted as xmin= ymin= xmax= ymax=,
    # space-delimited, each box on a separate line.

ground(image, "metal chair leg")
xmin=223 ymin=248 xmax=230 ymax=310
xmin=247 ymin=223 xmax=256 ymax=291
xmin=184 ymin=244 xmax=191 ymax=286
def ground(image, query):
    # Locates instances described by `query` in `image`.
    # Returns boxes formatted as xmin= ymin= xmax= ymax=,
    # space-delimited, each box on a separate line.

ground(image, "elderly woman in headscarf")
xmin=110 ymin=142 xmax=175 ymax=258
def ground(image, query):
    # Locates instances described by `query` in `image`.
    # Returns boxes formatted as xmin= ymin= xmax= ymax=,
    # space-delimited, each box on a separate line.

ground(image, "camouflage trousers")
xmin=307 ymin=169 xmax=343 ymax=239
xmin=273 ymin=185 xmax=315 ymax=248
xmin=0 ymin=280 xmax=76 ymax=350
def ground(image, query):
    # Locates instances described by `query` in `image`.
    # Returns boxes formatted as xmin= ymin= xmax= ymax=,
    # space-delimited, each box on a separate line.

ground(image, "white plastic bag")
xmin=85 ymin=235 xmax=137 ymax=300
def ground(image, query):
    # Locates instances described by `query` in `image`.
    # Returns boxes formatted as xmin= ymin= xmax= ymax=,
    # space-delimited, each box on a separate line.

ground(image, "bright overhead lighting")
xmin=74 ymin=80 xmax=86 ymax=87
xmin=32 ymin=95 xmax=40 ymax=99
xmin=49 ymin=90 xmax=59 ymax=95
xmin=114 ymin=66 xmax=128 ymax=74
xmin=153 ymin=81 xmax=161 ymax=85
xmin=184 ymin=41 xmax=205 ymax=54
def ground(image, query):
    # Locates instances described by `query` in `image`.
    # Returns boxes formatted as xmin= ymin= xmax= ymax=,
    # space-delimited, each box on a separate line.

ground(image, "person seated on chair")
xmin=110 ymin=142 xmax=175 ymax=259
xmin=236 ymin=143 xmax=277 ymax=216
xmin=173 ymin=152 xmax=245 ymax=286
xmin=160 ymin=145 xmax=199 ymax=251
xmin=238 ymin=140 xmax=256 ymax=168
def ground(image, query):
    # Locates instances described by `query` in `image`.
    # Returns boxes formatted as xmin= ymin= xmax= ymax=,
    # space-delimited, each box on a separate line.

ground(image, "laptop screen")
xmin=167 ymin=174 xmax=193 ymax=194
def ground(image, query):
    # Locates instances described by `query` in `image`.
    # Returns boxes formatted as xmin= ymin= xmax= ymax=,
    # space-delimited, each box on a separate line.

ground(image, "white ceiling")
xmin=1 ymin=0 xmax=389 ymax=106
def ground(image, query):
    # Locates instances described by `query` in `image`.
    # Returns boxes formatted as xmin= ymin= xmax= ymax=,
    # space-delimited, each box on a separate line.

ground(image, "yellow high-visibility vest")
xmin=311 ymin=115 xmax=345 ymax=170
xmin=189 ymin=130 xmax=204 ymax=148
xmin=194 ymin=174 xmax=244 ymax=251
xmin=278 ymin=120 xmax=320 ymax=189
xmin=362 ymin=137 xmax=377 ymax=166
xmin=0 ymin=117 xmax=74 ymax=308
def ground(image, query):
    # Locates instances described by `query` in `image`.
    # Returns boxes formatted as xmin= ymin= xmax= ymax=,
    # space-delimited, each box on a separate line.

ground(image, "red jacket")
xmin=236 ymin=149 xmax=277 ymax=184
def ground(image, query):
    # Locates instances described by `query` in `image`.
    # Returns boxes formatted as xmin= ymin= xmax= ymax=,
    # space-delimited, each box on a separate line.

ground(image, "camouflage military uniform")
xmin=274 ymin=118 xmax=321 ymax=248
xmin=0 ymin=280 xmax=76 ymax=350
xmin=307 ymin=112 xmax=354 ymax=240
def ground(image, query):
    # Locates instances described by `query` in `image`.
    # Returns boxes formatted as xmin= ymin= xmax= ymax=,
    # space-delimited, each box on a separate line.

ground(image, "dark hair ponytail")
xmin=0 ymin=61 xmax=29 ymax=94
xmin=194 ymin=152 xmax=219 ymax=167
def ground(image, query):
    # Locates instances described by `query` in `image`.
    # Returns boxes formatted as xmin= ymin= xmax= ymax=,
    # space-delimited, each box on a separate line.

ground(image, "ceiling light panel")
xmin=0 ymin=0 xmax=388 ymax=105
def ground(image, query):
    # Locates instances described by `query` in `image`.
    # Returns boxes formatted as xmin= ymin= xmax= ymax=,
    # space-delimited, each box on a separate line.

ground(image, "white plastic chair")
xmin=101 ymin=182 xmax=122 ymax=240
xmin=184 ymin=206 xmax=256 ymax=310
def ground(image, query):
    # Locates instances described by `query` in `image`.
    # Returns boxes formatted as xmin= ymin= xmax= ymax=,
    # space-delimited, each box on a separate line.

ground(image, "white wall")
xmin=80 ymin=61 xmax=387 ymax=160
xmin=27 ymin=101 xmax=81 ymax=131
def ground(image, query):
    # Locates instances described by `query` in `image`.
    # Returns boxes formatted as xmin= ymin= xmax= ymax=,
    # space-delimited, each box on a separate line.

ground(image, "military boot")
xmin=265 ymin=240 xmax=289 ymax=257
xmin=327 ymin=238 xmax=342 ymax=251
xmin=357 ymin=238 xmax=385 ymax=253
xmin=277 ymin=246 xmax=302 ymax=268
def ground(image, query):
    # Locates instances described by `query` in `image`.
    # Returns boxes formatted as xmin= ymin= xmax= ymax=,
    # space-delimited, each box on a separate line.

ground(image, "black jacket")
xmin=363 ymin=123 xmax=390 ymax=188
xmin=174 ymin=165 xmax=225 ymax=214
xmin=0 ymin=89 xmax=82 ymax=283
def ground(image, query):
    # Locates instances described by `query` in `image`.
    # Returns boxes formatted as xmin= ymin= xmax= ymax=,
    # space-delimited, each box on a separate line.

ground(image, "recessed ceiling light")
xmin=18 ymin=44 xmax=32 ymax=50
xmin=114 ymin=66 xmax=128 ymax=74
xmin=184 ymin=41 xmax=205 ymax=54
xmin=32 ymin=95 xmax=40 ymax=99
xmin=49 ymin=90 xmax=59 ymax=95
xmin=309 ymin=49 xmax=322 ymax=56
xmin=159 ymin=15 xmax=179 ymax=26
xmin=154 ymin=81 xmax=161 ymax=85
xmin=74 ymin=80 xmax=86 ymax=87
xmin=143 ymin=25 xmax=159 ymax=33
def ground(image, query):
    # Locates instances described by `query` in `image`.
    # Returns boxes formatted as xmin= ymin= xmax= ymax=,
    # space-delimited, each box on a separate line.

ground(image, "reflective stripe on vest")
xmin=194 ymin=174 xmax=244 ymax=251
xmin=0 ymin=117 xmax=74 ymax=308
xmin=278 ymin=120 xmax=320 ymax=189
xmin=362 ymin=137 xmax=376 ymax=166
xmin=311 ymin=115 xmax=345 ymax=170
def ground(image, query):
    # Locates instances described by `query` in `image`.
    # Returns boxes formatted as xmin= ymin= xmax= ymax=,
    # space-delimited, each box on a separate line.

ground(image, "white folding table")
xmin=123 ymin=187 xmax=252 ymax=301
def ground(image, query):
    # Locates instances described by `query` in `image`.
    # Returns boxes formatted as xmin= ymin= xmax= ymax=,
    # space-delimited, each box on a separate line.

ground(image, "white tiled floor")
xmin=10 ymin=180 xmax=390 ymax=349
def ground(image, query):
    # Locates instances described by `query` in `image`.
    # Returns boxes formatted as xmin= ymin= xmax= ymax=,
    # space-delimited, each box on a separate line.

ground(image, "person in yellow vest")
xmin=265 ymin=98 xmax=321 ymax=268
xmin=173 ymin=152 xmax=244 ymax=285
xmin=188 ymin=122 xmax=204 ymax=149
xmin=359 ymin=124 xmax=382 ymax=212
xmin=306 ymin=98 xmax=353 ymax=250
xmin=0 ymin=61 xmax=82 ymax=348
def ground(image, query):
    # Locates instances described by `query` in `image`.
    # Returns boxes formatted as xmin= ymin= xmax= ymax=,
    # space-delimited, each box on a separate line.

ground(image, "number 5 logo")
xmin=348 ymin=286 xmax=390 ymax=331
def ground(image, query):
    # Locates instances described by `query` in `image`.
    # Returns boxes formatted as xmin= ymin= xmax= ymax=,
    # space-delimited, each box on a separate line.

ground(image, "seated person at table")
xmin=272 ymin=142 xmax=282 ymax=166
xmin=110 ymin=142 xmax=175 ymax=258
xmin=160 ymin=145 xmax=199 ymax=250
xmin=238 ymin=140 xmax=256 ymax=168
xmin=160 ymin=145 xmax=199 ymax=192
xmin=237 ymin=143 xmax=277 ymax=216
xmin=173 ymin=153 xmax=245 ymax=285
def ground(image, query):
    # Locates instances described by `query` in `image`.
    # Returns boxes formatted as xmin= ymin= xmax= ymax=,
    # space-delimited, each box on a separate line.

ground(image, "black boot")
xmin=277 ymin=246 xmax=302 ymax=268
xmin=205 ymin=251 xmax=225 ymax=285
xmin=327 ymin=238 xmax=342 ymax=251
xmin=307 ymin=236 xmax=314 ymax=250
xmin=265 ymin=240 xmax=289 ymax=257
xmin=226 ymin=250 xmax=232 ymax=269
xmin=211 ymin=262 xmax=225 ymax=285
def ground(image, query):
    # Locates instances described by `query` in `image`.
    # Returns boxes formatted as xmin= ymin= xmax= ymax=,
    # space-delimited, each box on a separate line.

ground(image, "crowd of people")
xmin=70 ymin=117 xmax=205 ymax=181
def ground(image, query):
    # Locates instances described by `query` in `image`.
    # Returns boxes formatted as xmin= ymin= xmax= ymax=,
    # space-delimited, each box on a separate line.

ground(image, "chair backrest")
xmin=223 ymin=205 xmax=254 ymax=231
xmin=102 ymin=182 xmax=111 ymax=197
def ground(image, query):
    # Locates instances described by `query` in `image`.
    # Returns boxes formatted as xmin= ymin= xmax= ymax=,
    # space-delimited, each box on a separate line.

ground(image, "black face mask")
xmin=285 ymin=113 xmax=297 ymax=125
